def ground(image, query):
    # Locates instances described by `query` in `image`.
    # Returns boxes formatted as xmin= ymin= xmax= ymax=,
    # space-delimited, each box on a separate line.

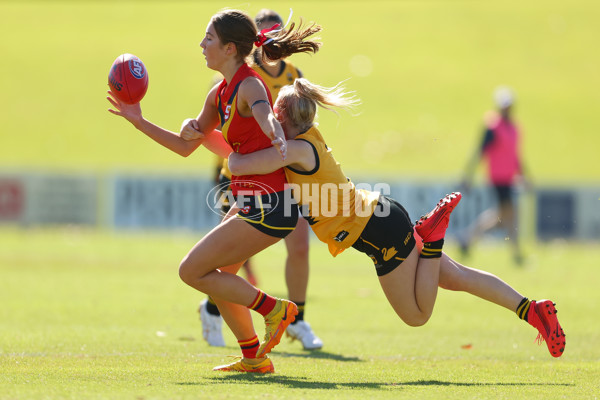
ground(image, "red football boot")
xmin=527 ymin=299 xmax=566 ymax=357
xmin=415 ymin=192 xmax=462 ymax=242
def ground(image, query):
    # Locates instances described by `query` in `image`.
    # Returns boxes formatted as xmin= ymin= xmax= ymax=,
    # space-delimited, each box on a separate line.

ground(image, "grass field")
xmin=1 ymin=1 xmax=599 ymax=183
xmin=1 ymin=227 xmax=599 ymax=399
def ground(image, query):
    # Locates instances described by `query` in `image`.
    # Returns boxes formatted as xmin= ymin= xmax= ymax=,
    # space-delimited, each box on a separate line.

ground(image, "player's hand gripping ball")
xmin=108 ymin=54 xmax=149 ymax=104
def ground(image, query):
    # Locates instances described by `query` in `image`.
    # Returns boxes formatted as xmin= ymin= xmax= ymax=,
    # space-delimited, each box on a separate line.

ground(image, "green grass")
xmin=1 ymin=1 xmax=599 ymax=182
xmin=1 ymin=227 xmax=599 ymax=399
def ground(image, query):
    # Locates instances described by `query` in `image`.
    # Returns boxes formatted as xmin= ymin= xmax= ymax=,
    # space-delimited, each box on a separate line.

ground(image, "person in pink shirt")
xmin=460 ymin=86 xmax=530 ymax=265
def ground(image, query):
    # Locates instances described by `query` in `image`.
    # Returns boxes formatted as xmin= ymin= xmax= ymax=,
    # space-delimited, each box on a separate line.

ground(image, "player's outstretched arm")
xmin=228 ymin=140 xmax=315 ymax=176
xmin=107 ymin=91 xmax=203 ymax=157
xmin=180 ymin=120 xmax=232 ymax=159
xmin=178 ymin=84 xmax=232 ymax=158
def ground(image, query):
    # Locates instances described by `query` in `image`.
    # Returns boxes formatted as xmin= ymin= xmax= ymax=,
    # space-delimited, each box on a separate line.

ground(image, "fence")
xmin=1 ymin=172 xmax=598 ymax=240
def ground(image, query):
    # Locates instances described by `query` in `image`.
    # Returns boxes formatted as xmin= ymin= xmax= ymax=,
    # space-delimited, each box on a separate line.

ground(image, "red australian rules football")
xmin=108 ymin=53 xmax=149 ymax=104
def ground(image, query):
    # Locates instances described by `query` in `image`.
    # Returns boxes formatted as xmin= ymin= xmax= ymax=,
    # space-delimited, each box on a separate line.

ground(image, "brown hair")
xmin=255 ymin=9 xmax=283 ymax=29
xmin=211 ymin=9 xmax=322 ymax=63
xmin=276 ymin=78 xmax=360 ymax=131
xmin=211 ymin=10 xmax=256 ymax=63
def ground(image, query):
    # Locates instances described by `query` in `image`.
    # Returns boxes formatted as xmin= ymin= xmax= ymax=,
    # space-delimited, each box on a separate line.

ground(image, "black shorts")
xmin=493 ymin=184 xmax=514 ymax=206
xmin=351 ymin=196 xmax=416 ymax=276
xmin=218 ymin=174 xmax=232 ymax=214
xmin=235 ymin=189 xmax=299 ymax=238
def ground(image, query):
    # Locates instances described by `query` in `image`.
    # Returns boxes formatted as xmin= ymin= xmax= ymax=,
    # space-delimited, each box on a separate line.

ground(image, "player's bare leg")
xmin=498 ymin=201 xmax=523 ymax=265
xmin=284 ymin=219 xmax=310 ymax=304
xmin=283 ymin=218 xmax=323 ymax=349
xmin=378 ymin=193 xmax=461 ymax=326
xmin=438 ymin=253 xmax=565 ymax=357
xmin=378 ymin=246 xmax=441 ymax=326
xmin=438 ymin=253 xmax=523 ymax=310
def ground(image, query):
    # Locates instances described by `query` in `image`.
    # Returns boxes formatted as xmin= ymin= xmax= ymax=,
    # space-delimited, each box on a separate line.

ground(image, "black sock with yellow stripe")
xmin=516 ymin=297 xmax=532 ymax=322
xmin=290 ymin=301 xmax=305 ymax=325
xmin=206 ymin=296 xmax=221 ymax=316
xmin=420 ymin=239 xmax=444 ymax=259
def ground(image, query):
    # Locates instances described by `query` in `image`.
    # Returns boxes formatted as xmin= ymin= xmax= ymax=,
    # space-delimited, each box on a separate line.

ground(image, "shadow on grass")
xmin=178 ymin=376 xmax=574 ymax=390
xmin=273 ymin=350 xmax=362 ymax=362
xmin=389 ymin=380 xmax=574 ymax=387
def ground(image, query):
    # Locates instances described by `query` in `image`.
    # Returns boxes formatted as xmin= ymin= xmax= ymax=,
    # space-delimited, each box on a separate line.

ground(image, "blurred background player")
xmin=459 ymin=86 xmax=531 ymax=265
xmin=200 ymin=8 xmax=323 ymax=351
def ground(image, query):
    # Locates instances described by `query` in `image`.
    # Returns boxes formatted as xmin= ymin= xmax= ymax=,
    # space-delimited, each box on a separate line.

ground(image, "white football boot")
xmin=199 ymin=299 xmax=225 ymax=347
xmin=286 ymin=320 xmax=323 ymax=350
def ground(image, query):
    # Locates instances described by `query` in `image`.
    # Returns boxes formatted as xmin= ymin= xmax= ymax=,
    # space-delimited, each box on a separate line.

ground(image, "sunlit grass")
xmin=0 ymin=227 xmax=598 ymax=399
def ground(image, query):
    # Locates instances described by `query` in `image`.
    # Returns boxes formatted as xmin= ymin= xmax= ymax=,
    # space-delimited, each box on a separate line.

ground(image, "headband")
xmin=254 ymin=23 xmax=281 ymax=47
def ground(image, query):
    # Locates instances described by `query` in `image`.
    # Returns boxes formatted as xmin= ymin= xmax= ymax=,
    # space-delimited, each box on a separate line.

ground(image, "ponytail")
xmin=211 ymin=9 xmax=321 ymax=64
xmin=257 ymin=20 xmax=322 ymax=62
xmin=277 ymin=78 xmax=360 ymax=131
